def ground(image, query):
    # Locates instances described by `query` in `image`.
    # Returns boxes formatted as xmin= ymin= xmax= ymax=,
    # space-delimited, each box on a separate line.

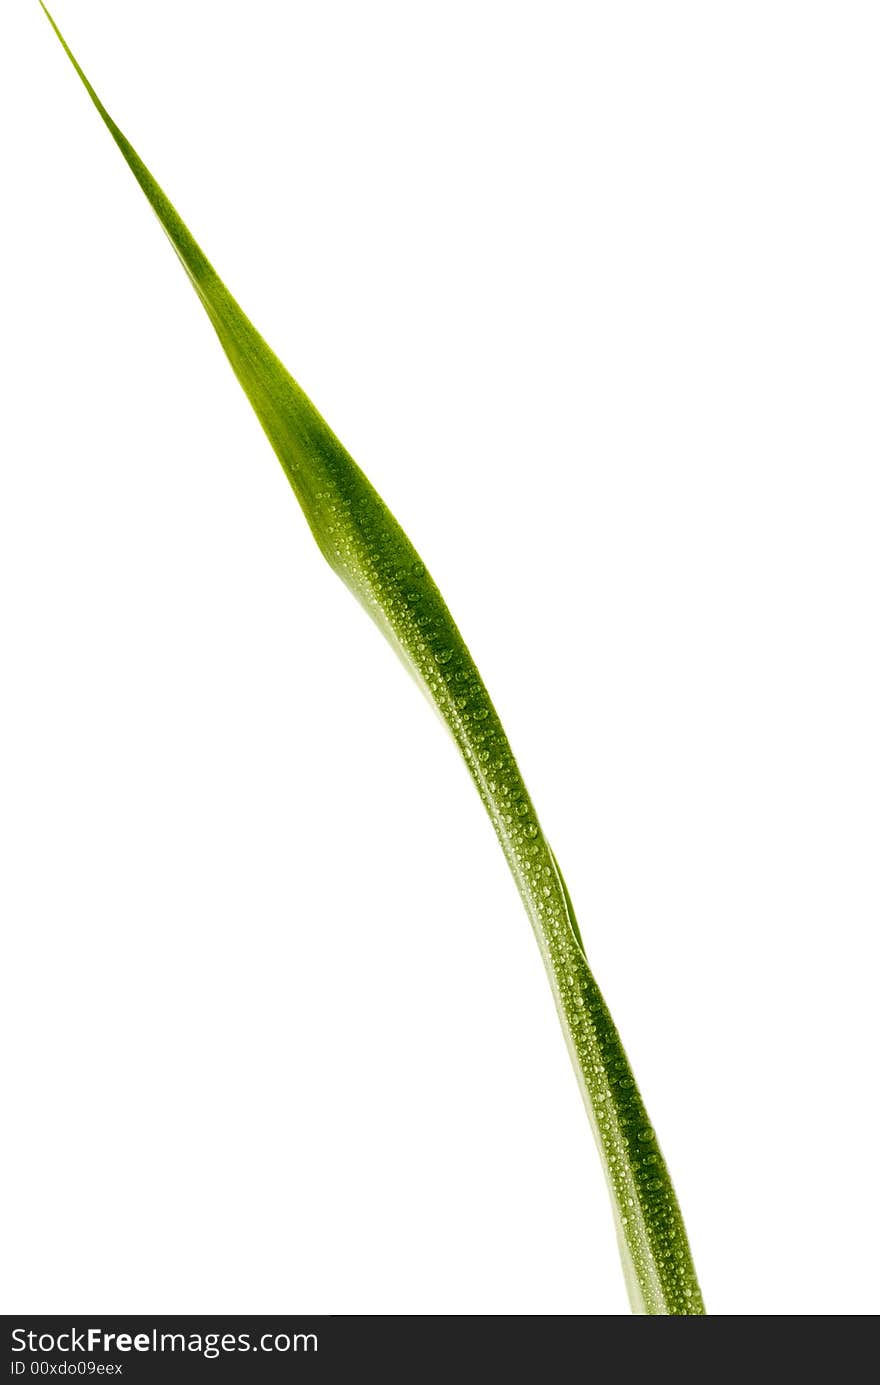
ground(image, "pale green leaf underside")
xmin=41 ymin=4 xmax=704 ymax=1314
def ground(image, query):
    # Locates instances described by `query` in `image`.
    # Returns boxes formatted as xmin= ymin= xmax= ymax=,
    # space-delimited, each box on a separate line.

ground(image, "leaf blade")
xmin=40 ymin=3 xmax=704 ymax=1314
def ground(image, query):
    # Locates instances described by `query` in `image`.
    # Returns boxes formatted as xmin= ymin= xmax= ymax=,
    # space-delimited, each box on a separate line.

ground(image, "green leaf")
xmin=40 ymin=3 xmax=704 ymax=1314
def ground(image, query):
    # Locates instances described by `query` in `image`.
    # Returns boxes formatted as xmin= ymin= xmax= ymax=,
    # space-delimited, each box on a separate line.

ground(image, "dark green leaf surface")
xmin=41 ymin=3 xmax=704 ymax=1314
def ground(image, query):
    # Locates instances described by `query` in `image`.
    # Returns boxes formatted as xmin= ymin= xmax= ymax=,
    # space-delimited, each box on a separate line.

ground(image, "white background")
xmin=2 ymin=1 xmax=878 ymax=1316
